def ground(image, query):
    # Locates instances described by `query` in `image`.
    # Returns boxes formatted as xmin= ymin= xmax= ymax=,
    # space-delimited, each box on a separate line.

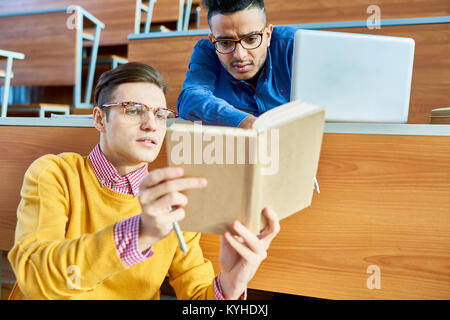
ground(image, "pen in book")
xmin=169 ymin=206 xmax=188 ymax=254
xmin=314 ymin=177 xmax=320 ymax=194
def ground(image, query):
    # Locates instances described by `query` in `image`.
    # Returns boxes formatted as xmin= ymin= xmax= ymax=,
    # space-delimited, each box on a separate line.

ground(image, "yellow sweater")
xmin=8 ymin=153 xmax=217 ymax=300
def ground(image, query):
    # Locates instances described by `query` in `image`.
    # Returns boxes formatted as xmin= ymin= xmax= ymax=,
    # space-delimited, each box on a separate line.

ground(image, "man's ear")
xmin=93 ymin=107 xmax=106 ymax=133
xmin=266 ymin=24 xmax=273 ymax=47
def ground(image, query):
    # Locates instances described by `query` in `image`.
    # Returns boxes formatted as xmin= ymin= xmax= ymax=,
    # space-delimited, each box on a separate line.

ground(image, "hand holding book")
xmin=219 ymin=207 xmax=280 ymax=299
xmin=165 ymin=100 xmax=325 ymax=234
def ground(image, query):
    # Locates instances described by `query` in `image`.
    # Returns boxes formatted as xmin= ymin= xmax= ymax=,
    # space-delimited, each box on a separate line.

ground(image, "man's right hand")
xmin=238 ymin=115 xmax=257 ymax=129
xmin=137 ymin=167 xmax=207 ymax=252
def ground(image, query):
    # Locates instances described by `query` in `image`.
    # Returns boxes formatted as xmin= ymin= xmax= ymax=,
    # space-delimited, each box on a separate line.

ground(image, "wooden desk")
xmin=0 ymin=119 xmax=449 ymax=299
xmin=128 ymin=17 xmax=450 ymax=124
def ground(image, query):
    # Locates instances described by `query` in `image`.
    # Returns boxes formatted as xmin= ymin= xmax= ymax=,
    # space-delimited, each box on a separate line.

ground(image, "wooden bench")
xmin=128 ymin=17 xmax=450 ymax=124
xmin=0 ymin=6 xmax=104 ymax=112
xmin=0 ymin=121 xmax=449 ymax=299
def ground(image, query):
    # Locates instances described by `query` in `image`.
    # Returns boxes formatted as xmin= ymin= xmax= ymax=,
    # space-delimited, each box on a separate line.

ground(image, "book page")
xmin=256 ymin=104 xmax=325 ymax=227
xmin=165 ymin=122 xmax=260 ymax=234
xmin=253 ymin=100 xmax=323 ymax=131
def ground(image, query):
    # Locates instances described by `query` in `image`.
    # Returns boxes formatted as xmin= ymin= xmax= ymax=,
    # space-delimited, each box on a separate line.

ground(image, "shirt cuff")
xmin=225 ymin=111 xmax=253 ymax=128
xmin=213 ymin=275 xmax=247 ymax=300
xmin=114 ymin=214 xmax=154 ymax=267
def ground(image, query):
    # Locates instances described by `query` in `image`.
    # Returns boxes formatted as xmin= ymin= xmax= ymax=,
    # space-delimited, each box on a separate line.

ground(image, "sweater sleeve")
xmin=168 ymin=231 xmax=218 ymax=300
xmin=7 ymin=155 xmax=129 ymax=300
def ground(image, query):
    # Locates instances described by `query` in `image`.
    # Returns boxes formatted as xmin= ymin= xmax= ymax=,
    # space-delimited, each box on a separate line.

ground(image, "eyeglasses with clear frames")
xmin=100 ymin=101 xmax=178 ymax=122
xmin=210 ymin=24 xmax=267 ymax=54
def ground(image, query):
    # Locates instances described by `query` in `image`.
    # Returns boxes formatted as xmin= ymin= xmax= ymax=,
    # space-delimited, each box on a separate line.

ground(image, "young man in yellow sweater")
xmin=8 ymin=62 xmax=280 ymax=300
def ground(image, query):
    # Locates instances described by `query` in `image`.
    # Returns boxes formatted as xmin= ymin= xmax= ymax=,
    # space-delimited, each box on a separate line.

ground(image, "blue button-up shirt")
xmin=177 ymin=26 xmax=297 ymax=127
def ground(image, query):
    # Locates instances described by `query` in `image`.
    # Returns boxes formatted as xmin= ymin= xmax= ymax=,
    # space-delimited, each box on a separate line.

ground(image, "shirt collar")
xmin=88 ymin=144 xmax=148 ymax=197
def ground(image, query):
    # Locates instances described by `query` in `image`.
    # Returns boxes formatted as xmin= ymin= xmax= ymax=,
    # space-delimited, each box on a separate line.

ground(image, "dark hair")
xmin=94 ymin=62 xmax=167 ymax=109
xmin=203 ymin=0 xmax=266 ymax=25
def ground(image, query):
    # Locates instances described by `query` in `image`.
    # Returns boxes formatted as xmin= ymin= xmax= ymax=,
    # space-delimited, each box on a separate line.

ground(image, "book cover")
xmin=165 ymin=100 xmax=325 ymax=234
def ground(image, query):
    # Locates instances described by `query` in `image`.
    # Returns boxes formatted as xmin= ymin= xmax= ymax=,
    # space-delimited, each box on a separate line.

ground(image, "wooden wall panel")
xmin=198 ymin=0 xmax=450 ymax=29
xmin=1 ymin=125 xmax=449 ymax=299
xmin=322 ymin=23 xmax=450 ymax=124
xmin=0 ymin=11 xmax=77 ymax=86
xmin=201 ymin=133 xmax=450 ymax=299
xmin=265 ymin=0 xmax=450 ymax=25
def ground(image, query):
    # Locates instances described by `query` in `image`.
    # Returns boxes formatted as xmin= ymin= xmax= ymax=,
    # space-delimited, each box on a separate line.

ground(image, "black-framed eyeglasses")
xmin=100 ymin=101 xmax=178 ymax=122
xmin=210 ymin=24 xmax=267 ymax=54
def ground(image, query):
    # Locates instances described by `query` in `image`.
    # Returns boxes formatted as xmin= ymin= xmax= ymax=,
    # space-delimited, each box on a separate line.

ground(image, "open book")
xmin=165 ymin=100 xmax=325 ymax=234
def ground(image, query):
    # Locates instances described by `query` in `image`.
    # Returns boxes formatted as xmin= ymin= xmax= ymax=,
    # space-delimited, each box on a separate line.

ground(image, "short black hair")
xmin=203 ymin=0 xmax=266 ymax=25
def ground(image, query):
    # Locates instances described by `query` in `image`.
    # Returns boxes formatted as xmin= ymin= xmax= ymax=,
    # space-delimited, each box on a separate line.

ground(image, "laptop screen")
xmin=290 ymin=29 xmax=415 ymax=123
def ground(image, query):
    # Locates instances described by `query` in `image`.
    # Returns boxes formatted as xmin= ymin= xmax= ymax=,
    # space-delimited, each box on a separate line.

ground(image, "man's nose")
xmin=233 ymin=42 xmax=247 ymax=60
xmin=140 ymin=111 xmax=157 ymax=131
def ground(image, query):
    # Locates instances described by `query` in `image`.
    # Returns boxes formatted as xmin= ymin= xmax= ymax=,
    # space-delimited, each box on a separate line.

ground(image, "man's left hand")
xmin=218 ymin=207 xmax=280 ymax=299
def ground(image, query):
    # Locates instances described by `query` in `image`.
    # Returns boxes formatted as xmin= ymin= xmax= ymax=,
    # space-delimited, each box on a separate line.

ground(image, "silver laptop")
xmin=290 ymin=29 xmax=415 ymax=123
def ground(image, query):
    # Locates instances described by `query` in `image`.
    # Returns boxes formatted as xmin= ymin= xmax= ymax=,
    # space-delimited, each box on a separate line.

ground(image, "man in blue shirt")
xmin=177 ymin=0 xmax=296 ymax=128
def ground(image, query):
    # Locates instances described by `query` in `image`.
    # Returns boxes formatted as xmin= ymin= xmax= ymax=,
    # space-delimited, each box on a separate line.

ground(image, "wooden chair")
xmin=0 ymin=49 xmax=25 ymax=117
xmin=0 ymin=6 xmax=104 ymax=115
